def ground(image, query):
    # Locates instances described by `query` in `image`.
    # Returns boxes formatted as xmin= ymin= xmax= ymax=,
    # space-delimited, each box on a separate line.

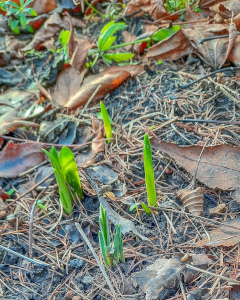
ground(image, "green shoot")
xmin=144 ymin=134 xmax=158 ymax=207
xmin=99 ymin=204 xmax=112 ymax=267
xmin=58 ymin=30 xmax=70 ymax=60
xmin=100 ymin=101 xmax=113 ymax=144
xmin=42 ymin=146 xmax=83 ymax=215
xmin=2 ymin=0 xmax=37 ymax=34
xmin=99 ymin=205 xmax=125 ymax=267
xmin=37 ymin=200 xmax=49 ymax=216
xmin=129 ymin=202 xmax=151 ymax=216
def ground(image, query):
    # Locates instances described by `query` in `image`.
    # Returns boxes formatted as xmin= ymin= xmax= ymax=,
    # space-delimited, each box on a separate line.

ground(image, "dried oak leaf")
xmin=22 ymin=13 xmax=65 ymax=51
xmin=70 ymin=39 xmax=94 ymax=72
xmin=182 ymin=24 xmax=231 ymax=69
xmin=196 ymin=216 xmax=240 ymax=247
xmin=64 ymin=65 xmax=144 ymax=110
xmin=150 ymin=139 xmax=240 ymax=191
xmin=199 ymin=0 xmax=223 ymax=9
xmin=209 ymin=0 xmax=240 ymax=19
xmin=0 ymin=109 xmax=39 ymax=135
xmin=147 ymin=29 xmax=193 ymax=61
xmin=0 ymin=141 xmax=45 ymax=178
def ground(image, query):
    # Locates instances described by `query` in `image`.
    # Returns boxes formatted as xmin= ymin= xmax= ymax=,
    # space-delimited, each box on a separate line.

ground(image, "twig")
xmin=199 ymin=32 xmax=240 ymax=44
xmin=75 ymin=222 xmax=118 ymax=300
xmin=0 ymin=244 xmax=52 ymax=268
xmin=180 ymin=67 xmax=240 ymax=89
xmin=186 ymin=264 xmax=240 ymax=285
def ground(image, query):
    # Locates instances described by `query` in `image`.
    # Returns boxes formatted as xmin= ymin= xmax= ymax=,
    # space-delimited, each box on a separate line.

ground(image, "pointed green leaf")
xmin=59 ymin=146 xmax=83 ymax=201
xmin=103 ymin=52 xmax=134 ymax=63
xmin=24 ymin=7 xmax=37 ymax=16
xmin=151 ymin=25 xmax=180 ymax=43
xmin=141 ymin=203 xmax=151 ymax=215
xmin=20 ymin=11 xmax=27 ymax=26
xmin=144 ymin=134 xmax=157 ymax=207
xmin=100 ymin=101 xmax=113 ymax=143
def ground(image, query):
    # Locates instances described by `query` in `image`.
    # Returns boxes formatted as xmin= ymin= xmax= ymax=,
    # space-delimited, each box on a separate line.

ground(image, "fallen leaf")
xmin=30 ymin=0 xmax=58 ymax=15
xmin=209 ymin=0 xmax=240 ymax=19
xmin=50 ymin=65 xmax=85 ymax=106
xmin=176 ymin=187 xmax=204 ymax=216
xmin=0 ymin=109 xmax=39 ymax=135
xmin=70 ymin=39 xmax=93 ymax=72
xmin=196 ymin=216 xmax=240 ymax=247
xmin=150 ymin=139 xmax=240 ymax=191
xmin=76 ymin=116 xmax=104 ymax=166
xmin=65 ymin=65 xmax=144 ymax=110
xmin=199 ymin=0 xmax=223 ymax=9
xmin=22 ymin=13 xmax=66 ymax=51
xmin=0 ymin=141 xmax=45 ymax=178
xmin=147 ymin=29 xmax=193 ymax=61
xmin=124 ymin=0 xmax=175 ymax=21
xmin=209 ymin=203 xmax=226 ymax=214
xmin=182 ymin=24 xmax=230 ymax=68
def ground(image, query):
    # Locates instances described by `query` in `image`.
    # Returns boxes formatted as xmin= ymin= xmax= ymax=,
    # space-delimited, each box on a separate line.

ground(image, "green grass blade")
xmin=143 ymin=134 xmax=157 ymax=207
xmin=99 ymin=204 xmax=111 ymax=247
xmin=99 ymin=231 xmax=112 ymax=267
xmin=113 ymin=232 xmax=120 ymax=264
xmin=100 ymin=101 xmax=113 ymax=143
xmin=116 ymin=224 xmax=125 ymax=263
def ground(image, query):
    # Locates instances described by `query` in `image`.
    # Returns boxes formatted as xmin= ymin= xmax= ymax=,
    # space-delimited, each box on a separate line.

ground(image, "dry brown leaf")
xmin=22 ymin=13 xmax=65 ymax=51
xmin=195 ymin=216 xmax=240 ymax=247
xmin=209 ymin=0 xmax=240 ymax=19
xmin=65 ymin=65 xmax=144 ymax=110
xmin=209 ymin=203 xmax=226 ymax=214
xmin=76 ymin=116 xmax=104 ymax=166
xmin=124 ymin=0 xmax=173 ymax=20
xmin=30 ymin=0 xmax=57 ymax=15
xmin=70 ymin=39 xmax=94 ymax=72
xmin=147 ymin=30 xmax=193 ymax=61
xmin=50 ymin=65 xmax=85 ymax=107
xmin=176 ymin=187 xmax=204 ymax=216
xmin=0 ymin=109 xmax=39 ymax=135
xmin=199 ymin=0 xmax=223 ymax=9
xmin=182 ymin=24 xmax=230 ymax=69
xmin=228 ymin=35 xmax=240 ymax=64
xmin=0 ymin=141 xmax=45 ymax=178
xmin=150 ymin=138 xmax=240 ymax=191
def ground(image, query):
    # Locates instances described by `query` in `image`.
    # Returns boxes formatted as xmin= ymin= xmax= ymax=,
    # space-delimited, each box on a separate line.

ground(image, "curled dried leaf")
xmin=176 ymin=187 xmax=203 ymax=216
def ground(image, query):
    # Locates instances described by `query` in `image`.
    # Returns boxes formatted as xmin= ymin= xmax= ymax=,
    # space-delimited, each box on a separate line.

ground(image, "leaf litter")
xmin=2 ymin=0 xmax=240 ymax=299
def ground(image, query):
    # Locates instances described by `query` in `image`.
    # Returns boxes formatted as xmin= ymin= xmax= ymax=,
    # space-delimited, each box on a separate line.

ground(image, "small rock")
xmin=70 ymin=259 xmax=84 ymax=269
xmin=81 ymin=276 xmax=94 ymax=284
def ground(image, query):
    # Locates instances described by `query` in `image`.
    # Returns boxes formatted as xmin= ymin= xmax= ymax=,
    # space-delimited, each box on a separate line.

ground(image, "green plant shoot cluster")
xmin=99 ymin=204 xmax=125 ymax=267
xmin=144 ymin=134 xmax=158 ymax=207
xmin=42 ymin=146 xmax=84 ymax=215
xmin=0 ymin=0 xmax=37 ymax=34
xmin=89 ymin=21 xmax=134 ymax=65
xmin=100 ymin=101 xmax=113 ymax=144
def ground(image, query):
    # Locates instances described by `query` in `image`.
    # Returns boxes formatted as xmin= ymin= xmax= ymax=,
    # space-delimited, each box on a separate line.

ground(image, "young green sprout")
xmin=100 ymin=101 xmax=113 ymax=144
xmin=144 ymin=134 xmax=158 ymax=207
xmin=42 ymin=146 xmax=83 ymax=215
xmin=99 ymin=204 xmax=125 ymax=267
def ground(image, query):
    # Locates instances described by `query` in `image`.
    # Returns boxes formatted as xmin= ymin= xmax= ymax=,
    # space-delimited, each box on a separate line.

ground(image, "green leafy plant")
xmin=99 ymin=204 xmax=125 ymax=267
xmin=42 ymin=146 xmax=84 ymax=215
xmin=37 ymin=199 xmax=49 ymax=216
xmin=100 ymin=101 xmax=113 ymax=144
xmin=164 ymin=0 xmax=199 ymax=13
xmin=144 ymin=134 xmax=158 ymax=207
xmin=89 ymin=21 xmax=180 ymax=66
xmin=1 ymin=0 xmax=37 ymax=34
xmin=57 ymin=29 xmax=70 ymax=60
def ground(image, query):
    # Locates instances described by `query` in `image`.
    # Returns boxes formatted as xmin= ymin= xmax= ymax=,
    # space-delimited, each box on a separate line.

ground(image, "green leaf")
xmin=59 ymin=30 xmax=70 ymax=47
xmin=103 ymin=52 xmax=134 ymax=63
xmin=98 ymin=22 xmax=126 ymax=51
xmin=115 ymin=224 xmax=125 ymax=263
xmin=99 ymin=204 xmax=111 ymax=247
xmin=100 ymin=101 xmax=113 ymax=143
xmin=113 ymin=232 xmax=120 ymax=264
xmin=5 ymin=1 xmax=19 ymax=8
xmin=10 ymin=19 xmax=20 ymax=34
xmin=42 ymin=148 xmax=73 ymax=215
xmin=6 ymin=7 xmax=19 ymax=15
xmin=129 ymin=203 xmax=141 ymax=212
xmin=24 ymin=7 xmax=37 ymax=16
xmin=96 ymin=111 xmax=114 ymax=125
xmin=59 ymin=146 xmax=84 ymax=201
xmin=25 ymin=24 xmax=34 ymax=33
xmin=20 ymin=11 xmax=27 ymax=26
xmin=100 ymin=36 xmax=116 ymax=52
xmin=20 ymin=0 xmax=25 ymax=6
xmin=144 ymin=134 xmax=157 ymax=207
xmin=151 ymin=25 xmax=180 ymax=43
xmin=23 ymin=0 xmax=34 ymax=7
xmin=99 ymin=231 xmax=112 ymax=267
xmin=141 ymin=203 xmax=151 ymax=215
